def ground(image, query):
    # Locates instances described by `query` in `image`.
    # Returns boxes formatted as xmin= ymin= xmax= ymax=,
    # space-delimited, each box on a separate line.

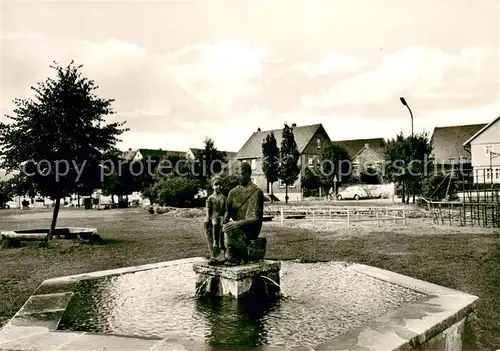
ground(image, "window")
xmin=485 ymin=145 xmax=493 ymax=155
xmin=352 ymin=163 xmax=359 ymax=171
xmin=308 ymin=157 xmax=314 ymax=167
xmin=486 ymin=168 xmax=491 ymax=180
xmin=251 ymin=159 xmax=256 ymax=170
xmin=316 ymin=139 xmax=321 ymax=149
xmin=496 ymin=168 xmax=500 ymax=179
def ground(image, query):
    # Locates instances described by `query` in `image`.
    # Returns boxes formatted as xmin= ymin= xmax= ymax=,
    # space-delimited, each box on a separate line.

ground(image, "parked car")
xmin=337 ymin=186 xmax=369 ymax=200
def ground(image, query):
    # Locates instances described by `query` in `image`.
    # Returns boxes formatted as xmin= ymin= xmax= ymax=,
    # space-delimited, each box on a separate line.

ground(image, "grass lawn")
xmin=0 ymin=207 xmax=499 ymax=350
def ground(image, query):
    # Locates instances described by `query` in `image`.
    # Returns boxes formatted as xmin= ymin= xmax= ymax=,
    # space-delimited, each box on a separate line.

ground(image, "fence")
xmin=264 ymin=206 xmax=407 ymax=228
xmin=426 ymin=201 xmax=500 ymax=228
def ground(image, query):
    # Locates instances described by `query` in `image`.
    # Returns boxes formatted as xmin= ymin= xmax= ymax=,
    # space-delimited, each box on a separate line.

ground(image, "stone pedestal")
xmin=193 ymin=260 xmax=281 ymax=298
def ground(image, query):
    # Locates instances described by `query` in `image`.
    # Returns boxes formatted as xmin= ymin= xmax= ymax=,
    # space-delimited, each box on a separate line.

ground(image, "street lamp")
xmin=400 ymin=97 xmax=414 ymax=136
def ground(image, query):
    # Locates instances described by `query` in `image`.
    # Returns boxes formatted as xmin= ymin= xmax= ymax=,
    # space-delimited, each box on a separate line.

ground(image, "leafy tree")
xmin=383 ymin=132 xmax=432 ymax=204
xmin=216 ymin=169 xmax=240 ymax=197
xmin=420 ymin=172 xmax=458 ymax=202
xmin=148 ymin=174 xmax=200 ymax=207
xmin=301 ymin=167 xmax=323 ymax=197
xmin=383 ymin=132 xmax=410 ymax=203
xmin=0 ymin=180 xmax=14 ymax=208
xmin=277 ymin=123 xmax=300 ymax=204
xmin=360 ymin=165 xmax=380 ymax=184
xmin=0 ymin=61 xmax=127 ymax=239
xmin=262 ymin=132 xmax=279 ymax=202
xmin=192 ymin=138 xmax=227 ymax=191
xmin=312 ymin=143 xmax=351 ymax=192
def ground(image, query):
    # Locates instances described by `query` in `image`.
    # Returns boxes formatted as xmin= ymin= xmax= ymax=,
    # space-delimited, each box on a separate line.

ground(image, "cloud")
xmin=301 ymin=45 xmax=498 ymax=110
xmin=1 ymin=29 xmax=498 ymax=152
xmin=294 ymin=53 xmax=367 ymax=79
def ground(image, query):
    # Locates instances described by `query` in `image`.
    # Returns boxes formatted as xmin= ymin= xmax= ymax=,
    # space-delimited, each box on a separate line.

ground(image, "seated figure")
xmin=222 ymin=162 xmax=266 ymax=266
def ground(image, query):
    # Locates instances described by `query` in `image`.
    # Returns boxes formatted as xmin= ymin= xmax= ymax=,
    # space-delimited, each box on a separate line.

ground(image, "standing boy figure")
xmin=204 ymin=175 xmax=227 ymax=264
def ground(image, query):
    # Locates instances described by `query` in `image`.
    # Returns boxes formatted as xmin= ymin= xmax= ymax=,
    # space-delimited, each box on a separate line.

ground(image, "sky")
xmin=1 ymin=0 xmax=499 ymax=153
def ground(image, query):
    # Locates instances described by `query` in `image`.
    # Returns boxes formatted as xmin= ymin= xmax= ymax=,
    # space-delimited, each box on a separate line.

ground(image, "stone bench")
xmin=0 ymin=227 xmax=101 ymax=247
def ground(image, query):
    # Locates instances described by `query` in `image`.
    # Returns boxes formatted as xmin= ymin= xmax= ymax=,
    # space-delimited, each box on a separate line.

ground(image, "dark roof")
xmin=431 ymin=123 xmax=487 ymax=162
xmin=189 ymin=148 xmax=237 ymax=160
xmin=235 ymin=124 xmax=326 ymax=159
xmin=137 ymin=149 xmax=185 ymax=158
xmin=331 ymin=138 xmax=386 ymax=158
xmin=463 ymin=115 xmax=500 ymax=145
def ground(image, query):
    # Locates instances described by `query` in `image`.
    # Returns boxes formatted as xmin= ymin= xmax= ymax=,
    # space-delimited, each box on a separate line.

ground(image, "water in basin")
xmin=57 ymin=261 xmax=426 ymax=349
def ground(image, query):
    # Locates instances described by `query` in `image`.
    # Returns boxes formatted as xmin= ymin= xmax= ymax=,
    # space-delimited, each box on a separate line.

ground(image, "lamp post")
xmin=400 ymin=97 xmax=414 ymax=136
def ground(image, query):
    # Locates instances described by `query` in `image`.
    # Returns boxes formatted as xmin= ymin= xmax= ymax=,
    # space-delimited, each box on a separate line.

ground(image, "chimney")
xmin=292 ymin=123 xmax=297 ymax=127
xmin=257 ymin=127 xmax=261 ymax=132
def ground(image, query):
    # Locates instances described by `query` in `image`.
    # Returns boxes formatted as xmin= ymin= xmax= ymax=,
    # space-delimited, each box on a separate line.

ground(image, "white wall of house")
xmin=470 ymin=118 xmax=500 ymax=184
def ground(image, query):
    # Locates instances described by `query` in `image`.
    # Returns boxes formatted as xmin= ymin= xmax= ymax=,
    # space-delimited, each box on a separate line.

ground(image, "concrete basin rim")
xmin=0 ymin=257 xmax=479 ymax=351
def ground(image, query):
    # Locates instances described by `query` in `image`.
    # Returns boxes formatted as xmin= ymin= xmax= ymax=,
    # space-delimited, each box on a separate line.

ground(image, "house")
xmin=332 ymin=138 xmax=386 ymax=179
xmin=234 ymin=123 xmax=331 ymax=201
xmin=133 ymin=148 xmax=185 ymax=162
xmin=121 ymin=148 xmax=137 ymax=161
xmin=431 ymin=123 xmax=487 ymax=170
xmin=186 ymin=148 xmax=237 ymax=162
xmin=463 ymin=116 xmax=500 ymax=184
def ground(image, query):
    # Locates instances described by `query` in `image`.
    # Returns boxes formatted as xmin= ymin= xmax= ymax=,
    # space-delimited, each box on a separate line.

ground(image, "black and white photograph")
xmin=0 ymin=0 xmax=499 ymax=350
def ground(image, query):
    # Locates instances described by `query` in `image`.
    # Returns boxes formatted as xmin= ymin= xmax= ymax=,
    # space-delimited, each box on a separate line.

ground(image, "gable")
xmin=353 ymin=146 xmax=383 ymax=162
xmin=332 ymin=138 xmax=385 ymax=159
xmin=469 ymin=119 xmax=500 ymax=145
xmin=235 ymin=124 xmax=323 ymax=159
xmin=463 ymin=116 xmax=500 ymax=145
xmin=301 ymin=125 xmax=332 ymax=155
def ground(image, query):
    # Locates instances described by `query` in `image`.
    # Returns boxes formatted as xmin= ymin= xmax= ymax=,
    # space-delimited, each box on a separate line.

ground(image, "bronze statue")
xmin=222 ymin=162 xmax=266 ymax=266
xmin=204 ymin=175 xmax=227 ymax=264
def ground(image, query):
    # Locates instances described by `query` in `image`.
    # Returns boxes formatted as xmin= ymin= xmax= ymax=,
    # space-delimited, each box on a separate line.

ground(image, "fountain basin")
xmin=0 ymin=257 xmax=478 ymax=350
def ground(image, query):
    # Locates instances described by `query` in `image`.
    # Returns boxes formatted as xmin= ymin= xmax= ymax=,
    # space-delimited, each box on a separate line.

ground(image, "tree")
xmin=0 ymin=180 xmax=14 ymax=208
xmin=308 ymin=143 xmax=351 ymax=195
xmin=149 ymin=174 xmax=200 ymax=207
xmin=383 ymin=132 xmax=432 ymax=204
xmin=192 ymin=138 xmax=227 ymax=191
xmin=360 ymin=166 xmax=380 ymax=184
xmin=0 ymin=61 xmax=127 ymax=239
xmin=262 ymin=132 xmax=279 ymax=202
xmin=278 ymin=123 xmax=300 ymax=204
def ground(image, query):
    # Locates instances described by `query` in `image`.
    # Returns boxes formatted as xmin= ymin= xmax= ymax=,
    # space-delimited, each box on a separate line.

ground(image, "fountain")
xmin=194 ymin=164 xmax=282 ymax=299
xmin=0 ymin=165 xmax=479 ymax=349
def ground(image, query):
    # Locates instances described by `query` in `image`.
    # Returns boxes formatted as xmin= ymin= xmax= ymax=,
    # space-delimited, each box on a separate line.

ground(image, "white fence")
xmin=264 ymin=206 xmax=407 ymax=228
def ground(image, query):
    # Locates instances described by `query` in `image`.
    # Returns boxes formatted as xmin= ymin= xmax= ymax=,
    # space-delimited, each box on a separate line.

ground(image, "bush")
xmin=359 ymin=168 xmax=380 ymax=184
xmin=152 ymin=176 xmax=200 ymax=207
xmin=216 ymin=172 xmax=240 ymax=197
xmin=421 ymin=173 xmax=458 ymax=201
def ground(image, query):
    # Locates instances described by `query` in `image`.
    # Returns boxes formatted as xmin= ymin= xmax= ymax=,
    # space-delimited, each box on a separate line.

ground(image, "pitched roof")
xmin=431 ymin=123 xmax=487 ymax=162
xmin=331 ymin=138 xmax=386 ymax=158
xmin=463 ymin=115 xmax=500 ymax=146
xmin=120 ymin=149 xmax=137 ymax=160
xmin=188 ymin=148 xmax=237 ymax=160
xmin=137 ymin=149 xmax=185 ymax=158
xmin=234 ymin=124 xmax=326 ymax=159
